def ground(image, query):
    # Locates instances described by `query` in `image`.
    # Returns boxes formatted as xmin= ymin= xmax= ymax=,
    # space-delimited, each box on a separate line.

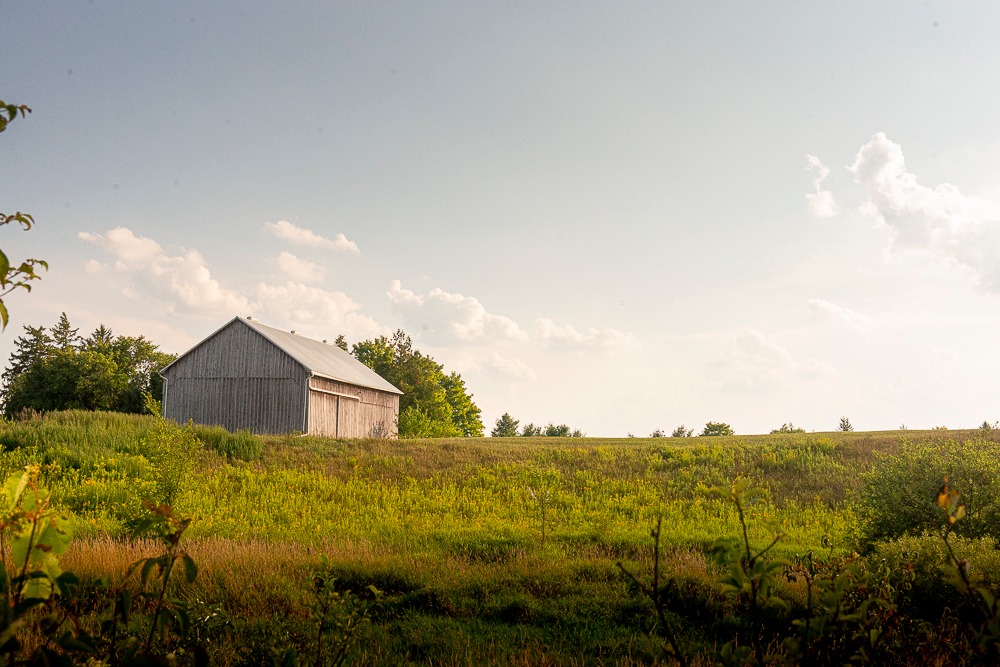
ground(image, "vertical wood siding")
xmin=307 ymin=376 xmax=399 ymax=438
xmin=162 ymin=321 xmax=309 ymax=434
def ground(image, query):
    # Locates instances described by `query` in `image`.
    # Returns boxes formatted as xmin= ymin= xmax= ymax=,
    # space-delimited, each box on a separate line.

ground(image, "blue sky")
xmin=4 ymin=2 xmax=1000 ymax=435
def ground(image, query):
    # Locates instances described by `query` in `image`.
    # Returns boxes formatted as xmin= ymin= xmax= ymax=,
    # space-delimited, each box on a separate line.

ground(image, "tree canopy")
xmin=700 ymin=421 xmax=735 ymax=437
xmin=1 ymin=313 xmax=176 ymax=417
xmin=491 ymin=413 xmax=520 ymax=437
xmin=349 ymin=330 xmax=483 ymax=438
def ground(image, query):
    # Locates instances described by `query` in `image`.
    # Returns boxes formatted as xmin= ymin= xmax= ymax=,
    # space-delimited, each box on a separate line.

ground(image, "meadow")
xmin=1 ymin=410 xmax=999 ymax=665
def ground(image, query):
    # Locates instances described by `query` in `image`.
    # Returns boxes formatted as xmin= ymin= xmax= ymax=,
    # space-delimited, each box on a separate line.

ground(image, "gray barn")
xmin=160 ymin=317 xmax=402 ymax=437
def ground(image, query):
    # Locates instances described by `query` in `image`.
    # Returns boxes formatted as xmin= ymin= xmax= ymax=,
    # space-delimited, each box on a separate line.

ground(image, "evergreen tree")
xmin=491 ymin=413 xmax=520 ymax=438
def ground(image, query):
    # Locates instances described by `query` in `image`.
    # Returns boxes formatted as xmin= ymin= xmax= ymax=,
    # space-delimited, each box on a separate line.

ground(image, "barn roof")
xmin=241 ymin=318 xmax=402 ymax=395
xmin=163 ymin=317 xmax=403 ymax=395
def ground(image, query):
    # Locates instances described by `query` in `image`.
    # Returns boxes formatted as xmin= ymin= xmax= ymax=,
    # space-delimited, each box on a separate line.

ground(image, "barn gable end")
xmin=161 ymin=317 xmax=401 ymax=437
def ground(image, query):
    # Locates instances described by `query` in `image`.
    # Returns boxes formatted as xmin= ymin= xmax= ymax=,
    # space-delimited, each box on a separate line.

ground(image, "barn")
xmin=160 ymin=316 xmax=402 ymax=437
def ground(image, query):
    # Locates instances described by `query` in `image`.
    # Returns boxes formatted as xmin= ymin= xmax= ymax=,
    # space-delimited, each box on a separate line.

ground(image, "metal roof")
xmin=240 ymin=318 xmax=403 ymax=394
xmin=160 ymin=316 xmax=402 ymax=395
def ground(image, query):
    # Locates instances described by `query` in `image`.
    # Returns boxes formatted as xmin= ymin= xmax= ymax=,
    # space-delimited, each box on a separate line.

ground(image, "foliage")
xmin=351 ymin=330 xmax=483 ymax=438
xmin=520 ymin=423 xmax=542 ymax=437
xmin=0 ymin=99 xmax=47 ymax=331
xmin=701 ymin=421 xmax=734 ymax=437
xmin=491 ymin=412 xmax=520 ymax=438
xmin=857 ymin=439 xmax=1000 ymax=549
xmin=276 ymin=555 xmax=382 ymax=666
xmin=671 ymin=425 xmax=693 ymax=438
xmin=1 ymin=313 xmax=176 ymax=417
xmin=770 ymin=423 xmax=805 ymax=434
xmin=838 ymin=416 xmax=854 ymax=432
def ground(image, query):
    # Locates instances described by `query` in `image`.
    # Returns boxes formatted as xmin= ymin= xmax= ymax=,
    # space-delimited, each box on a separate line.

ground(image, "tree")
xmin=441 ymin=371 xmax=483 ymax=437
xmin=671 ymin=425 xmax=694 ymax=438
xmin=650 ymin=428 xmax=666 ymax=438
xmin=770 ymin=422 xmax=805 ymax=434
xmin=491 ymin=413 xmax=520 ymax=438
xmin=544 ymin=423 xmax=571 ymax=437
xmin=838 ymin=416 xmax=854 ymax=432
xmin=351 ymin=330 xmax=483 ymax=438
xmin=332 ymin=334 xmax=349 ymax=351
xmin=0 ymin=100 xmax=46 ymax=329
xmin=700 ymin=421 xmax=734 ymax=437
xmin=1 ymin=314 xmax=176 ymax=417
xmin=521 ymin=423 xmax=542 ymax=437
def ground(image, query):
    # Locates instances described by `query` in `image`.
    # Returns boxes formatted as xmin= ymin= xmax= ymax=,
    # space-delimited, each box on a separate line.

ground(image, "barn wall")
xmin=162 ymin=321 xmax=309 ymax=434
xmin=307 ymin=376 xmax=399 ymax=438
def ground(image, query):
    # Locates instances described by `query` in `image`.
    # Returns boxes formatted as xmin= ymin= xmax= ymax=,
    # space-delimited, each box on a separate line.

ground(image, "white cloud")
xmin=387 ymin=279 xmax=528 ymax=343
xmin=254 ymin=282 xmax=383 ymax=339
xmin=79 ymin=228 xmax=252 ymax=315
xmin=719 ymin=328 xmax=835 ymax=393
xmin=276 ymin=251 xmax=326 ymax=283
xmin=79 ymin=226 xmax=382 ymax=338
xmin=483 ymin=352 xmax=538 ymax=380
xmin=848 ymin=132 xmax=1000 ymax=291
xmin=264 ymin=220 xmax=360 ymax=254
xmin=805 ymin=154 xmax=838 ymax=218
xmin=535 ymin=318 xmax=637 ymax=352
xmin=78 ymin=227 xmax=163 ymax=263
xmin=806 ymin=298 xmax=870 ymax=331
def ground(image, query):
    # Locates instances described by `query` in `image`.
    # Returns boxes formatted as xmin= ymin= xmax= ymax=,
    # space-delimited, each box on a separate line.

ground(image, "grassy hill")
xmin=1 ymin=411 xmax=998 ymax=664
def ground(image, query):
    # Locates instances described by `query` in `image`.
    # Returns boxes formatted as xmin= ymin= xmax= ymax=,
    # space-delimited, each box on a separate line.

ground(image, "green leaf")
xmin=140 ymin=557 xmax=158 ymax=589
xmin=1 ymin=471 xmax=28 ymax=512
xmin=182 ymin=553 xmax=198 ymax=583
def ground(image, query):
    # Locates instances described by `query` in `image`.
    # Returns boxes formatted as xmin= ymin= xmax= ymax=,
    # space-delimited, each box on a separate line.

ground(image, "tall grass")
xmin=2 ymin=412 xmax=996 ymax=664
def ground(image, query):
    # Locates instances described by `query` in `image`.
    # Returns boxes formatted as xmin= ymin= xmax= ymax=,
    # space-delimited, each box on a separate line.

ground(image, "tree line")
xmin=1 ymin=313 xmax=175 ymax=417
xmin=490 ymin=413 xmax=584 ymax=438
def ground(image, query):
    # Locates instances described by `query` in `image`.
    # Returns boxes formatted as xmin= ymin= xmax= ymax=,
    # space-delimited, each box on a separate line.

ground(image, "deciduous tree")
xmin=351 ymin=330 xmax=483 ymax=438
xmin=700 ymin=421 xmax=734 ymax=437
xmin=1 ymin=314 xmax=175 ymax=417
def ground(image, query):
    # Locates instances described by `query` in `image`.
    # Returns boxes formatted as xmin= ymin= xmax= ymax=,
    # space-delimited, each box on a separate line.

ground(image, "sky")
xmin=4 ymin=2 xmax=1000 ymax=436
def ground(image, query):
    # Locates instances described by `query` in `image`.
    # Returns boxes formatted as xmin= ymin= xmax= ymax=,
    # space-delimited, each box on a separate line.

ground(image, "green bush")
xmin=857 ymin=438 xmax=1000 ymax=549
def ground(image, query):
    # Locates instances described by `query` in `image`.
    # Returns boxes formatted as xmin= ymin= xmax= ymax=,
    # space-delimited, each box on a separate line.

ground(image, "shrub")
xmin=857 ymin=438 xmax=1000 ymax=549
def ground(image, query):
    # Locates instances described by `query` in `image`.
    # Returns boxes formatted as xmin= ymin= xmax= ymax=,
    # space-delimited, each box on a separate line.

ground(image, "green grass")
xmin=1 ymin=411 xmax=997 ymax=664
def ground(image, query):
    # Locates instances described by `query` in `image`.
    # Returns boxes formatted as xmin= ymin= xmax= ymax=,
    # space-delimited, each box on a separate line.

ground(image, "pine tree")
xmin=491 ymin=413 xmax=520 ymax=438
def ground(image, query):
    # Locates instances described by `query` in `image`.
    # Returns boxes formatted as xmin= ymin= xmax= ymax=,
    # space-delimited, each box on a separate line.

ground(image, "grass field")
xmin=1 ymin=411 xmax=998 ymax=664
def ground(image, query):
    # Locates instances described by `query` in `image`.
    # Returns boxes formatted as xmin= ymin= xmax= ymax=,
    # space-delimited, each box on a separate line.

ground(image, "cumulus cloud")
xmin=848 ymin=132 xmax=1000 ymax=290
xmin=805 ymin=154 xmax=838 ymax=218
xmin=254 ymin=282 xmax=382 ymax=338
xmin=719 ymin=328 xmax=834 ymax=393
xmin=483 ymin=353 xmax=538 ymax=380
xmin=264 ymin=220 xmax=360 ymax=254
xmin=79 ymin=228 xmax=252 ymax=314
xmin=535 ymin=318 xmax=637 ymax=352
xmin=276 ymin=251 xmax=326 ymax=283
xmin=806 ymin=298 xmax=870 ymax=331
xmin=387 ymin=280 xmax=528 ymax=343
xmin=79 ymin=226 xmax=381 ymax=338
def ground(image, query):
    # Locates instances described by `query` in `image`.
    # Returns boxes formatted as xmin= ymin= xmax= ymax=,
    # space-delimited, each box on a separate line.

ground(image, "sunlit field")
xmin=2 ymin=411 xmax=998 ymax=664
